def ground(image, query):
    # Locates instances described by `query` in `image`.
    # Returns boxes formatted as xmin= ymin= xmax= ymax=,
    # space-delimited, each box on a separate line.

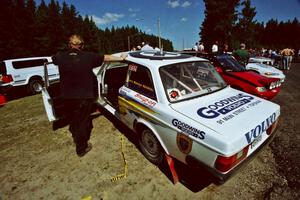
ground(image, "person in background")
xmin=232 ymin=43 xmax=249 ymax=66
xmin=199 ymin=42 xmax=205 ymax=52
xmin=193 ymin=42 xmax=199 ymax=51
xmin=141 ymin=42 xmax=154 ymax=51
xmin=212 ymin=41 xmax=218 ymax=53
xmin=280 ymin=48 xmax=294 ymax=70
xmin=52 ymin=34 xmax=127 ymax=157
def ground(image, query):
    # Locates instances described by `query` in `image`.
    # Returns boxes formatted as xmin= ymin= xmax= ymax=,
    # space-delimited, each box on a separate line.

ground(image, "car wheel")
xmin=139 ymin=128 xmax=164 ymax=165
xmin=28 ymin=78 xmax=43 ymax=94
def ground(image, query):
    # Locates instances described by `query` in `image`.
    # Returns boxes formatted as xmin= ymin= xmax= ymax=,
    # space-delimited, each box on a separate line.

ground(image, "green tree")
xmin=234 ymin=0 xmax=257 ymax=48
xmin=200 ymin=0 xmax=240 ymax=52
xmin=0 ymin=0 xmax=15 ymax=59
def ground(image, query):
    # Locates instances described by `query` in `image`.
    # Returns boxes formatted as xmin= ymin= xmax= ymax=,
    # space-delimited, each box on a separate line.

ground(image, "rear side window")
xmin=0 ymin=61 xmax=7 ymax=75
xmin=126 ymin=64 xmax=157 ymax=101
xmin=12 ymin=59 xmax=48 ymax=69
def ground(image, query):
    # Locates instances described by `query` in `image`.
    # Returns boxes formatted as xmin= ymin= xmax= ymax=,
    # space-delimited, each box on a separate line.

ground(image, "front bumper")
xmin=256 ymin=87 xmax=280 ymax=100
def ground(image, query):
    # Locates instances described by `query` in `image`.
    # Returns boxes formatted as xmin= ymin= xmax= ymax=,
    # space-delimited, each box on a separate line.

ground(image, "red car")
xmin=202 ymin=54 xmax=281 ymax=100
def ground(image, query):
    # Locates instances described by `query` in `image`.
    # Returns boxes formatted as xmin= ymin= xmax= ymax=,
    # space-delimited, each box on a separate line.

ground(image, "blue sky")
xmin=40 ymin=0 xmax=300 ymax=50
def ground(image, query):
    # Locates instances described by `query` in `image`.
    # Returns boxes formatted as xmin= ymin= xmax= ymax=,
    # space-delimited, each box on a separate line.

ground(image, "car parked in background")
xmin=42 ymin=51 xmax=280 ymax=183
xmin=199 ymin=54 xmax=282 ymax=100
xmin=248 ymin=56 xmax=274 ymax=65
xmin=0 ymin=57 xmax=59 ymax=94
xmin=246 ymin=62 xmax=285 ymax=83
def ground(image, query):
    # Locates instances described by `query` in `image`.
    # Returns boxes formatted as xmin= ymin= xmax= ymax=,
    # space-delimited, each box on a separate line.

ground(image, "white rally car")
xmin=42 ymin=51 xmax=280 ymax=183
xmin=249 ymin=56 xmax=274 ymax=66
xmin=246 ymin=62 xmax=285 ymax=83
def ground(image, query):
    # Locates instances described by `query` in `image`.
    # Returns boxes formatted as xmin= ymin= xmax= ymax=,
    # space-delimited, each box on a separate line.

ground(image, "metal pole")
xmin=128 ymin=36 xmax=130 ymax=51
xmin=158 ymin=18 xmax=161 ymax=50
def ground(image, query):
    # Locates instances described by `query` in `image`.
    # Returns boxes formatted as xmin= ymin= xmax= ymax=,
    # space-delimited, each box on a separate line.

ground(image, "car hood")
xmin=225 ymin=70 xmax=272 ymax=86
xmin=246 ymin=63 xmax=285 ymax=80
xmin=169 ymin=87 xmax=280 ymax=154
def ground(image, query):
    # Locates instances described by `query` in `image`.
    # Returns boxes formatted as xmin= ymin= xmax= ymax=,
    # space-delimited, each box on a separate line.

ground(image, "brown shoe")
xmin=77 ymin=143 xmax=92 ymax=157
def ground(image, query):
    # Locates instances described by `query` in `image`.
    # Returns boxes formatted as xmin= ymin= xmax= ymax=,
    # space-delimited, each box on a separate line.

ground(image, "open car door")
xmin=41 ymin=62 xmax=64 ymax=122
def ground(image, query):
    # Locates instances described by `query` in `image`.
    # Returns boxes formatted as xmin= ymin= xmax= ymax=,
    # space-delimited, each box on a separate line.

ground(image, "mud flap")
xmin=165 ymin=154 xmax=179 ymax=184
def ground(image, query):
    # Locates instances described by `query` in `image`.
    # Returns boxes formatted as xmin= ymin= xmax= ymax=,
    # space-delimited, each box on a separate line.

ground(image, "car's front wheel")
xmin=139 ymin=128 xmax=164 ymax=165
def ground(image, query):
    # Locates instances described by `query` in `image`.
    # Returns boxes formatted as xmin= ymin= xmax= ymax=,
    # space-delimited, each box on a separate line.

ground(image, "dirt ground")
xmin=0 ymin=63 xmax=299 ymax=200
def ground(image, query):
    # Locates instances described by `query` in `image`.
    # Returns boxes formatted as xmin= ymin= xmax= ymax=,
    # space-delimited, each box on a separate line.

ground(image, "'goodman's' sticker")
xmin=197 ymin=93 xmax=254 ymax=119
xmin=172 ymin=119 xmax=205 ymax=140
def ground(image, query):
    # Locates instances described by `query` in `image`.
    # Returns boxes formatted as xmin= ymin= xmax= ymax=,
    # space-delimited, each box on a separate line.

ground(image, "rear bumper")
xmin=0 ymin=83 xmax=12 ymax=93
xmin=185 ymin=127 xmax=278 ymax=184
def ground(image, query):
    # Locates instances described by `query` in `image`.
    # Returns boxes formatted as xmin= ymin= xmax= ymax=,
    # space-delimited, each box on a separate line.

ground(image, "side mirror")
xmin=215 ymin=66 xmax=223 ymax=73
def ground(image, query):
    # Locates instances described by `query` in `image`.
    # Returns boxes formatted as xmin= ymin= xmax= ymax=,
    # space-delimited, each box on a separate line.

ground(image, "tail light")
xmin=215 ymin=145 xmax=249 ymax=172
xmin=266 ymin=118 xmax=278 ymax=135
xmin=0 ymin=74 xmax=13 ymax=83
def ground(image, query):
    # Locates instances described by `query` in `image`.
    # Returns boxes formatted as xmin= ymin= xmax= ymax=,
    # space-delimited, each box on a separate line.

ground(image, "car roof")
xmin=126 ymin=50 xmax=208 ymax=68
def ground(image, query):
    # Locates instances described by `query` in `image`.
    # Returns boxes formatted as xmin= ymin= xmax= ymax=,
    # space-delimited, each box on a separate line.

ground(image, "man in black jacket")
xmin=52 ymin=34 xmax=126 ymax=157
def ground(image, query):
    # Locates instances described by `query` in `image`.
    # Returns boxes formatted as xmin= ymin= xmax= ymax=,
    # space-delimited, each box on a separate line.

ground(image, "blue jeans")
xmin=282 ymin=56 xmax=289 ymax=69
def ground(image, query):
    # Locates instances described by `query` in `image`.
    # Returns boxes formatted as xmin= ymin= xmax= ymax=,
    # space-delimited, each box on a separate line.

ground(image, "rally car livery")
xmin=42 ymin=51 xmax=280 ymax=183
xmin=246 ymin=62 xmax=285 ymax=83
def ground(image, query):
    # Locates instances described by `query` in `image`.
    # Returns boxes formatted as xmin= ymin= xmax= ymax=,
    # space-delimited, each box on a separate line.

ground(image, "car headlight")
xmin=269 ymin=82 xmax=276 ymax=90
xmin=276 ymin=81 xmax=281 ymax=87
xmin=256 ymin=86 xmax=267 ymax=92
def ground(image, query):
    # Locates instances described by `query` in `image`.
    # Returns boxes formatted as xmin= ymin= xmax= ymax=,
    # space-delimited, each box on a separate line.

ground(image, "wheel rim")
xmin=32 ymin=82 xmax=42 ymax=92
xmin=141 ymin=130 xmax=160 ymax=158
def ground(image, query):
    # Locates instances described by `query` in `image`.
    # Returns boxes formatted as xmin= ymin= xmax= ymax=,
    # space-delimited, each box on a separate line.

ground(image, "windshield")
xmin=216 ymin=55 xmax=246 ymax=72
xmin=159 ymin=61 xmax=226 ymax=102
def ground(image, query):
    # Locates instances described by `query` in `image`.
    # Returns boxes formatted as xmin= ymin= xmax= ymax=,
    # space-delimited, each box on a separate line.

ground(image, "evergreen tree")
xmin=234 ymin=0 xmax=257 ymax=48
xmin=200 ymin=0 xmax=240 ymax=52
xmin=0 ymin=0 xmax=15 ymax=59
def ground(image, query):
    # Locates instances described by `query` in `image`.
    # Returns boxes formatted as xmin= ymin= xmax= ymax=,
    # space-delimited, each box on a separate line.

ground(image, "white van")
xmin=0 ymin=57 xmax=59 ymax=94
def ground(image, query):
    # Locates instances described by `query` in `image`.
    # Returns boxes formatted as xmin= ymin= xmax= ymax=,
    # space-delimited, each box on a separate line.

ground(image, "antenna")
xmin=158 ymin=18 xmax=161 ymax=50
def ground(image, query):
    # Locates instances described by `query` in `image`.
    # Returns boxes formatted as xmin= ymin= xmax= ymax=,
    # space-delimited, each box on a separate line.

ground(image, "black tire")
xmin=139 ymin=128 xmax=164 ymax=165
xmin=28 ymin=78 xmax=43 ymax=94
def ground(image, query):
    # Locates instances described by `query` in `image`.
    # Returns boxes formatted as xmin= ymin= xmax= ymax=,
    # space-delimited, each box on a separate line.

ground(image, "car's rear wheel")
xmin=139 ymin=128 xmax=164 ymax=165
xmin=28 ymin=78 xmax=43 ymax=94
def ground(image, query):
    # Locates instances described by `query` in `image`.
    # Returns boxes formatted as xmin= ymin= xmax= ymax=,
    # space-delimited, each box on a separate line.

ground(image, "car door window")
xmin=126 ymin=64 xmax=156 ymax=101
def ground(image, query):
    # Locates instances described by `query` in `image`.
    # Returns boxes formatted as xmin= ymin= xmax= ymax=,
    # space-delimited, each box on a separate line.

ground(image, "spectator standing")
xmin=280 ymin=48 xmax=294 ymax=70
xmin=199 ymin=42 xmax=205 ymax=52
xmin=212 ymin=41 xmax=218 ymax=53
xmin=233 ymin=43 xmax=249 ymax=65
xmin=193 ymin=42 xmax=199 ymax=51
xmin=141 ymin=42 xmax=154 ymax=51
xmin=52 ymin=34 xmax=126 ymax=157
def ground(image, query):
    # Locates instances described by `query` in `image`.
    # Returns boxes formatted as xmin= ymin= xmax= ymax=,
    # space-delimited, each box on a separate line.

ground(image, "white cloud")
xmin=181 ymin=1 xmax=191 ymax=8
xmin=130 ymin=13 xmax=136 ymax=18
xmin=128 ymin=8 xmax=140 ymax=12
xmin=181 ymin=17 xmax=187 ymax=22
xmin=167 ymin=0 xmax=180 ymax=8
xmin=91 ymin=13 xmax=124 ymax=25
